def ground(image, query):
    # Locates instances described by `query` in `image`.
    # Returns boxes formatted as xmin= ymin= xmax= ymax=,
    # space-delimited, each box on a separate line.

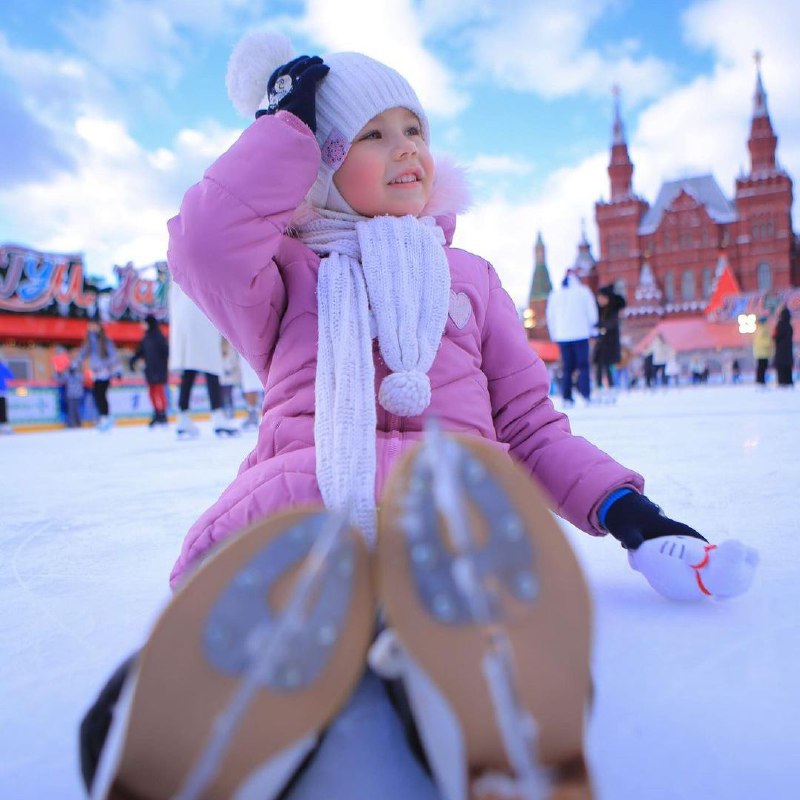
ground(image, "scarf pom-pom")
xmin=379 ymin=371 xmax=430 ymax=417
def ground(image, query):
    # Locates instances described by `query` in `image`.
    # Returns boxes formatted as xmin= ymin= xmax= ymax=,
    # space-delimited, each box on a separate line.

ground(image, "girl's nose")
xmin=392 ymin=135 xmax=417 ymax=158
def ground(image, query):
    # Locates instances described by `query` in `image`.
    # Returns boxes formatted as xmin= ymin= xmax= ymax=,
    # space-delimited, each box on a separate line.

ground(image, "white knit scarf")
xmin=297 ymin=210 xmax=450 ymax=541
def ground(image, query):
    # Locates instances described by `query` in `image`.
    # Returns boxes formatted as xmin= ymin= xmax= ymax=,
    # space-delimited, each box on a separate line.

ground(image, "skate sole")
xmin=100 ymin=507 xmax=374 ymax=799
xmin=377 ymin=435 xmax=594 ymax=798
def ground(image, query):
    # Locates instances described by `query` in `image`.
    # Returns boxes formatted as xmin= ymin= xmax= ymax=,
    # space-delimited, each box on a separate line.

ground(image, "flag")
xmin=705 ymin=257 xmax=741 ymax=317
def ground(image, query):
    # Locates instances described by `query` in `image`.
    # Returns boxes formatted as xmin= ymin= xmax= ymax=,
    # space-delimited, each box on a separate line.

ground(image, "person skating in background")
xmin=59 ymin=362 xmax=86 ymax=428
xmin=593 ymin=283 xmax=626 ymax=399
xmin=0 ymin=354 xmax=13 ymax=434
xmin=129 ymin=315 xmax=170 ymax=427
xmin=238 ymin=349 xmax=264 ymax=431
xmin=219 ymin=337 xmax=241 ymax=418
xmin=644 ymin=333 xmax=671 ymax=388
xmin=546 ymin=266 xmax=598 ymax=406
xmin=80 ymin=35 xmax=760 ymax=800
xmin=168 ymin=281 xmax=239 ymax=438
xmin=51 ymin=348 xmax=70 ymax=425
xmin=76 ymin=319 xmax=121 ymax=432
xmin=753 ymin=315 xmax=774 ymax=388
xmin=773 ymin=305 xmax=795 ymax=388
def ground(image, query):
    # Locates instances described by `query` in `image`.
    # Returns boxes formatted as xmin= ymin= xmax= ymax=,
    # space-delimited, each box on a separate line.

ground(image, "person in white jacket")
xmin=546 ymin=268 xmax=599 ymax=405
xmin=168 ymin=281 xmax=239 ymax=437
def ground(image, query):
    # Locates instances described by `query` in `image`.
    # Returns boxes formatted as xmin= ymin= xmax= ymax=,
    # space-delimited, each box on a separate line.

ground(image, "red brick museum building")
xmin=592 ymin=59 xmax=798 ymax=343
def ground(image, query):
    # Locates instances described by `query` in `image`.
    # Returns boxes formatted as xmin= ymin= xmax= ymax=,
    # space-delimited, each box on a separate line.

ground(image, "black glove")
xmin=256 ymin=55 xmax=329 ymax=132
xmin=604 ymin=491 xmax=708 ymax=550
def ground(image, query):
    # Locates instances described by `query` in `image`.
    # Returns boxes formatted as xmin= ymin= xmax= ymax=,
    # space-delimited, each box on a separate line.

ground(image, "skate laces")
xmin=174 ymin=512 xmax=352 ymax=800
xmin=421 ymin=423 xmax=551 ymax=799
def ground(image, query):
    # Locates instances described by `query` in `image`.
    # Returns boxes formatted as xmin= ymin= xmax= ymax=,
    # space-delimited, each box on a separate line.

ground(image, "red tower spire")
xmin=747 ymin=51 xmax=778 ymax=175
xmin=608 ymin=84 xmax=634 ymax=200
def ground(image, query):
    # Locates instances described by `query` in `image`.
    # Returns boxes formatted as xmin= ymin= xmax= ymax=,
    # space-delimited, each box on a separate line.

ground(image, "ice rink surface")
xmin=2 ymin=384 xmax=798 ymax=799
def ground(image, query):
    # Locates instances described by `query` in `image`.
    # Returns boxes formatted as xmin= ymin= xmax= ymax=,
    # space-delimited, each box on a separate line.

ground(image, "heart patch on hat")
xmin=448 ymin=290 xmax=472 ymax=329
xmin=321 ymin=127 xmax=349 ymax=169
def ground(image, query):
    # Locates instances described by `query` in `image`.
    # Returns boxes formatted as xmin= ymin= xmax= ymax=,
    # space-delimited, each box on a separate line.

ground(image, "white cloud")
xmin=61 ymin=0 xmax=184 ymax=84
xmin=469 ymin=154 xmax=535 ymax=174
xmin=466 ymin=0 xmax=674 ymax=104
xmin=0 ymin=111 xmax=238 ymax=277
xmin=453 ymin=152 xmax=607 ymax=308
xmin=0 ymin=31 xmax=105 ymax=122
xmin=59 ymin=0 xmax=264 ymax=83
xmin=297 ymin=0 xmax=468 ymax=117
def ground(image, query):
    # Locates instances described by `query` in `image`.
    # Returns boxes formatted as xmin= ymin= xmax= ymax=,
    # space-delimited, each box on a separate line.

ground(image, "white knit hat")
xmin=226 ymin=31 xmax=429 ymax=210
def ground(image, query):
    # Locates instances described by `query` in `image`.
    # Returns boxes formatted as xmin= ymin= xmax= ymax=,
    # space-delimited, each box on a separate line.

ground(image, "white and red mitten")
xmin=628 ymin=535 xmax=759 ymax=601
xmin=602 ymin=491 xmax=759 ymax=601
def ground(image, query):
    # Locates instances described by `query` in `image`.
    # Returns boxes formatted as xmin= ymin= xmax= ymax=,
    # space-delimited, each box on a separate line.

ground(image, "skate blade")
xmin=214 ymin=429 xmax=242 ymax=438
xmin=377 ymin=434 xmax=594 ymax=798
xmin=100 ymin=507 xmax=374 ymax=800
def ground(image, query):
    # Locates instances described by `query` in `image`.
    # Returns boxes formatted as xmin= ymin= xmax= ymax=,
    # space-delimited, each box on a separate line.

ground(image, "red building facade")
xmin=593 ymin=61 xmax=799 ymax=343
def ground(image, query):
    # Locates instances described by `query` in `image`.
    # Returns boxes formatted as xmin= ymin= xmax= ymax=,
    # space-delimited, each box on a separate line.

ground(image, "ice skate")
xmin=0 ymin=422 xmax=13 ymax=435
xmin=176 ymin=412 xmax=200 ymax=439
xmin=91 ymin=507 xmax=374 ymax=800
xmin=147 ymin=411 xmax=169 ymax=428
xmin=241 ymin=408 xmax=260 ymax=432
xmin=594 ymin=387 xmax=617 ymax=405
xmin=212 ymin=409 xmax=241 ymax=437
xmin=97 ymin=415 xmax=113 ymax=432
xmin=374 ymin=427 xmax=594 ymax=800
xmin=628 ymin=535 xmax=759 ymax=601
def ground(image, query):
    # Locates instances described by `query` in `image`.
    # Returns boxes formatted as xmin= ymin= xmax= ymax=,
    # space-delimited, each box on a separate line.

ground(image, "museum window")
xmin=757 ymin=262 xmax=772 ymax=291
xmin=664 ymin=271 xmax=675 ymax=302
xmin=701 ymin=267 xmax=713 ymax=299
xmin=681 ymin=269 xmax=695 ymax=301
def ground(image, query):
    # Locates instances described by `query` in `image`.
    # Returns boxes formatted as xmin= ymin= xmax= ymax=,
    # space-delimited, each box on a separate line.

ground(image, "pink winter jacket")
xmin=167 ymin=111 xmax=644 ymax=588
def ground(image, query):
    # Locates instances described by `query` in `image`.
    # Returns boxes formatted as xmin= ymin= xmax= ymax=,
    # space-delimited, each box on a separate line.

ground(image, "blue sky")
xmin=1 ymin=0 xmax=798 ymax=306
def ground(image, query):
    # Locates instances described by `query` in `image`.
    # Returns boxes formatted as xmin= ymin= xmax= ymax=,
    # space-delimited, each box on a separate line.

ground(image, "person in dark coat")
xmin=593 ymin=284 xmax=627 ymax=389
xmin=130 ymin=315 xmax=170 ymax=425
xmin=772 ymin=306 xmax=794 ymax=387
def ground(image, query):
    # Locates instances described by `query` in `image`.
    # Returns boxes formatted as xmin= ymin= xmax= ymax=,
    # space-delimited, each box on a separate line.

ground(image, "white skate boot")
xmin=176 ymin=412 xmax=200 ymax=439
xmin=212 ymin=409 xmax=240 ymax=437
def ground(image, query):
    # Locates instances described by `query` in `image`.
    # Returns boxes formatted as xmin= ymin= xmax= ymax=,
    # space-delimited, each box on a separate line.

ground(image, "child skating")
xmin=81 ymin=31 xmax=759 ymax=800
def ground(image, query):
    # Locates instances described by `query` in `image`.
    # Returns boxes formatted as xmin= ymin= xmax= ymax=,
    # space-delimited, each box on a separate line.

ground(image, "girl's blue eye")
xmin=361 ymin=130 xmax=381 ymax=140
xmin=406 ymin=126 xmax=421 ymax=136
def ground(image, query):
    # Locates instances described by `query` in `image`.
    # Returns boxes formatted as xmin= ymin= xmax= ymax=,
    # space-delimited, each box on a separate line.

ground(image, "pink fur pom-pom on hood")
xmin=421 ymin=154 xmax=471 ymax=218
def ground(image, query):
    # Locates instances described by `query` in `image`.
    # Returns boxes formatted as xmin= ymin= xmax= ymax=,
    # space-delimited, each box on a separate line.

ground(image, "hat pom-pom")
xmin=378 ymin=371 xmax=431 ymax=417
xmin=226 ymin=31 xmax=294 ymax=117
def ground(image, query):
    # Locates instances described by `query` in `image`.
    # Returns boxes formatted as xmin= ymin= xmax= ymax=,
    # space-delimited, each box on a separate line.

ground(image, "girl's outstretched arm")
xmin=481 ymin=263 xmax=643 ymax=535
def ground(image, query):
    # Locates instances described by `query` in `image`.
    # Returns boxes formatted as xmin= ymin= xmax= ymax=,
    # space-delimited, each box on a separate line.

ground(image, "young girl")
xmin=82 ymin=33 xmax=758 ymax=800
xmin=77 ymin=319 xmax=121 ymax=431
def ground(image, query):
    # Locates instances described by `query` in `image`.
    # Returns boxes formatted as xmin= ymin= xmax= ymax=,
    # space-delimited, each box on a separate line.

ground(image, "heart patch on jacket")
xmin=448 ymin=290 xmax=472 ymax=329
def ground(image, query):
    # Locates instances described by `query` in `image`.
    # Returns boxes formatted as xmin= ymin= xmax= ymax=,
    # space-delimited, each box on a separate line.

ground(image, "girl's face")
xmin=333 ymin=107 xmax=434 ymax=218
